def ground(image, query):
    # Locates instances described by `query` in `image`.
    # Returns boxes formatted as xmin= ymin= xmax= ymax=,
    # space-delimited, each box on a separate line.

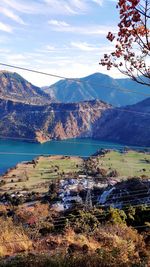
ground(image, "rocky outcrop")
xmin=0 ymin=71 xmax=51 ymax=105
xmin=0 ymin=99 xmax=110 ymax=143
xmin=0 ymin=69 xmax=149 ymax=147
xmin=93 ymin=97 xmax=150 ymax=147
xmin=0 ymin=95 xmax=149 ymax=146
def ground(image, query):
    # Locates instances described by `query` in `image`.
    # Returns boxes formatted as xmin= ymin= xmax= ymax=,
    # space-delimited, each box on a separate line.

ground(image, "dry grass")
xmin=0 ymin=218 xmax=32 ymax=257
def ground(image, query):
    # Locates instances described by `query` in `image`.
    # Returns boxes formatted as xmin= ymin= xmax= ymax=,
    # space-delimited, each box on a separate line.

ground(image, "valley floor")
xmin=0 ymin=149 xmax=149 ymax=266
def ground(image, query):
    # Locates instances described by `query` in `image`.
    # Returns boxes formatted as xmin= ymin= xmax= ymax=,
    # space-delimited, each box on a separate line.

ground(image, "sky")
xmin=0 ymin=0 xmax=121 ymax=87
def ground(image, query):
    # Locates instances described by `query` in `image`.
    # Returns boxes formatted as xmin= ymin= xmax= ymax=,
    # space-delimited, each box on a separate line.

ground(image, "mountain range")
xmin=0 ymin=70 xmax=149 ymax=146
xmin=43 ymin=72 xmax=150 ymax=106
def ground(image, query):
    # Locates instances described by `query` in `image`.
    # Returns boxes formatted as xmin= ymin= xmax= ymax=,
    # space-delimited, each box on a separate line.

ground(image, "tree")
xmin=100 ymin=0 xmax=150 ymax=86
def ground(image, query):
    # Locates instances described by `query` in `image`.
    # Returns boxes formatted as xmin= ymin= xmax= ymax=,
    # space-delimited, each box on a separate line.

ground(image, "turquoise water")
xmin=0 ymin=138 xmax=148 ymax=175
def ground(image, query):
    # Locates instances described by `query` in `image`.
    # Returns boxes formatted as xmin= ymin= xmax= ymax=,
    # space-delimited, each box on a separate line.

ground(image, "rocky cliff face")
xmin=0 ymin=99 xmax=110 ymax=143
xmin=0 ymin=96 xmax=149 ymax=146
xmin=0 ymin=71 xmax=149 ymax=146
xmin=93 ymin=98 xmax=150 ymax=147
xmin=0 ymin=71 xmax=51 ymax=105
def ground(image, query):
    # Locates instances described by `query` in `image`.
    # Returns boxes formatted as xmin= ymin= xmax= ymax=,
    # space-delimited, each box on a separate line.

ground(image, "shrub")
xmin=0 ymin=218 xmax=32 ymax=257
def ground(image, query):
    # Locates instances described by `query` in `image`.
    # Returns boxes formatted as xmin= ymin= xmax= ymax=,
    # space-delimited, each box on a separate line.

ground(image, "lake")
xmin=0 ymin=138 xmax=148 ymax=175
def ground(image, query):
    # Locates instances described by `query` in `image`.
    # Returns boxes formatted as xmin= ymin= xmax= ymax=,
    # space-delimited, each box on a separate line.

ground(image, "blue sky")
xmin=0 ymin=0 xmax=120 ymax=86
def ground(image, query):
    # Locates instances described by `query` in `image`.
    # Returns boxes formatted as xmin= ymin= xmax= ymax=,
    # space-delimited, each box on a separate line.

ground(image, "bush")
xmin=0 ymin=218 xmax=32 ymax=257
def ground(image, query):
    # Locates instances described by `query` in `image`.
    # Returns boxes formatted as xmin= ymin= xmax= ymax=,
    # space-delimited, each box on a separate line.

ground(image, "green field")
xmin=1 ymin=151 xmax=150 ymax=193
xmin=90 ymin=150 xmax=150 ymax=178
xmin=1 ymin=156 xmax=84 ymax=192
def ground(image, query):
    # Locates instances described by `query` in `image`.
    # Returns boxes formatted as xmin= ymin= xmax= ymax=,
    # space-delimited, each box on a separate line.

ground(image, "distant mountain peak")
xmin=43 ymin=72 xmax=148 ymax=106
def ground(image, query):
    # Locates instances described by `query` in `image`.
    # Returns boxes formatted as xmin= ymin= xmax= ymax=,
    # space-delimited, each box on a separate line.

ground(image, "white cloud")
xmin=1 ymin=0 xmax=37 ymax=14
xmin=48 ymin=20 xmax=69 ymax=27
xmin=8 ymin=54 xmax=26 ymax=60
xmin=45 ymin=45 xmax=56 ymax=51
xmin=4 ymin=53 xmax=30 ymax=66
xmin=1 ymin=0 xmax=104 ymax=16
xmin=92 ymin=0 xmax=103 ymax=6
xmin=48 ymin=21 xmax=117 ymax=35
xmin=0 ymin=49 xmax=125 ymax=87
xmin=16 ymin=62 xmax=124 ymax=87
xmin=45 ymin=0 xmax=89 ymax=14
xmin=98 ymin=44 xmax=115 ymax=53
xmin=0 ymin=7 xmax=26 ymax=24
xmin=71 ymin=42 xmax=99 ymax=51
xmin=1 ymin=0 xmax=86 ymax=15
xmin=0 ymin=21 xmax=12 ymax=33
xmin=0 ymin=47 xmax=10 ymax=53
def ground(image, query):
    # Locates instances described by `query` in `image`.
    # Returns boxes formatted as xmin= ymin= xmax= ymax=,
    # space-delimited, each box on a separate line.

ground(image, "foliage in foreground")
xmin=0 ymin=252 xmax=149 ymax=267
xmin=0 ymin=203 xmax=149 ymax=266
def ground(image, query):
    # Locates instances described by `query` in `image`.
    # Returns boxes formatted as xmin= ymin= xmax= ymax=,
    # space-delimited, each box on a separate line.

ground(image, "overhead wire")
xmin=2 ymin=163 xmax=149 ymax=173
xmin=0 ymin=188 xmax=150 ymax=244
xmin=1 ymin=182 xmax=149 ymax=201
xmin=50 ymin=206 xmax=150 ymax=228
xmin=0 ymin=63 xmax=149 ymax=153
xmin=0 ymin=152 xmax=150 ymax=157
xmin=0 ymin=103 xmax=149 ymax=116
xmin=52 ymin=204 xmax=150 ymax=222
xmin=0 ymin=62 xmax=79 ymax=81
xmin=96 ymin=191 xmax=150 ymax=203
xmin=0 ymin=136 xmax=149 ymax=150
xmin=0 ymin=221 xmax=149 ymax=246
xmin=1 ymin=180 xmax=150 ymax=211
xmin=0 ymin=204 xmax=149 ymax=245
xmin=0 ymin=63 xmax=149 ymax=246
xmin=1 ymin=181 xmax=150 ymax=201
xmin=0 ymin=62 xmax=150 ymax=98
xmin=0 ymin=66 xmax=148 ymax=187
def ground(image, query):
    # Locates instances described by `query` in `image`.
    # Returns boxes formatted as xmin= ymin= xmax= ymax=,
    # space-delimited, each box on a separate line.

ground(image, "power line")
xmin=91 ymin=192 xmax=150 ymax=204
xmin=51 ymin=205 xmax=150 ymax=227
xmin=1 ymin=179 xmax=149 ymax=211
xmin=0 ymin=150 xmax=150 ymax=157
xmin=53 ymin=205 xmax=150 ymax=224
xmin=0 ymin=151 xmax=146 ymax=157
xmin=0 ymin=62 xmax=77 ymax=81
xmin=0 ymin=205 xmax=150 ymax=246
xmin=0 ymin=62 xmax=150 ymax=98
xmin=1 ymin=180 xmax=150 ymax=201
xmin=113 ymin=107 xmax=150 ymax=116
xmin=0 ymin=135 xmax=149 ymax=150
xmin=0 ymin=190 xmax=150 ymax=227
xmin=2 ymin=162 xmax=149 ymax=172
xmin=0 ymin=101 xmax=150 ymax=115
xmin=0 ymin=222 xmax=149 ymax=246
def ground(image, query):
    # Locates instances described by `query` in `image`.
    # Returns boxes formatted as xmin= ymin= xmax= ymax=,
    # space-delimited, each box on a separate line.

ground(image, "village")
xmin=0 ymin=150 xmax=150 ymax=211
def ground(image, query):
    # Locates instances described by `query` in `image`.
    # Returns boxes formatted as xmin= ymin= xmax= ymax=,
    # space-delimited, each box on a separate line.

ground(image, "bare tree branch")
xmin=100 ymin=0 xmax=150 ymax=86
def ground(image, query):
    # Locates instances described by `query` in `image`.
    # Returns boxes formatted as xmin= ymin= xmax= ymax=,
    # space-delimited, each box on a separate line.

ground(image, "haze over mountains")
xmin=44 ymin=72 xmax=150 ymax=106
xmin=0 ymin=70 xmax=149 ymax=146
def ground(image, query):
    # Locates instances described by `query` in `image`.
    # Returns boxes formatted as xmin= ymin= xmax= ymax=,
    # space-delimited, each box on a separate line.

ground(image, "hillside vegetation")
xmin=0 ymin=203 xmax=149 ymax=266
xmin=44 ymin=72 xmax=150 ymax=106
xmin=0 ymin=71 xmax=51 ymax=105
